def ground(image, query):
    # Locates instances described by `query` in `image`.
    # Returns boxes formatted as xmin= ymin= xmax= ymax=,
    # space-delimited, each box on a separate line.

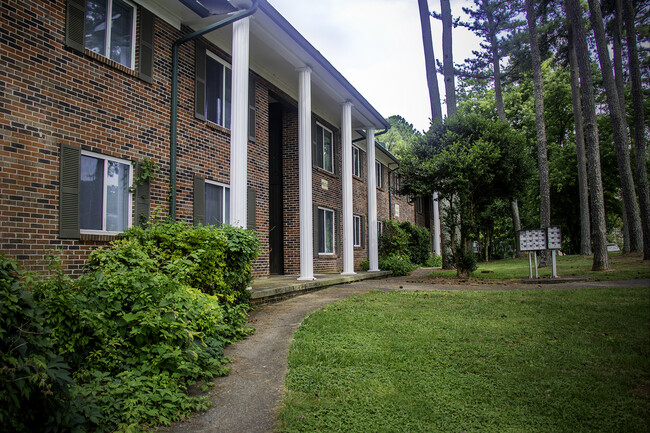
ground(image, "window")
xmin=377 ymin=220 xmax=383 ymax=238
xmin=80 ymin=151 xmax=132 ymax=233
xmin=352 ymin=146 xmax=360 ymax=177
xmin=415 ymin=197 xmax=423 ymax=214
xmin=316 ymin=123 xmax=334 ymax=172
xmin=353 ymin=215 xmax=361 ymax=247
xmin=206 ymin=52 xmax=232 ymax=129
xmin=375 ymin=161 xmax=384 ymax=189
xmin=205 ymin=181 xmax=230 ymax=227
xmin=318 ymin=207 xmax=335 ymax=254
xmin=392 ymin=172 xmax=400 ymax=194
xmin=85 ymin=0 xmax=137 ymax=69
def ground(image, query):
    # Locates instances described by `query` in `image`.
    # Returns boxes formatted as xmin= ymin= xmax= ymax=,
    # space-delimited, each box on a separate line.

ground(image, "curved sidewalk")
xmin=158 ymin=272 xmax=649 ymax=433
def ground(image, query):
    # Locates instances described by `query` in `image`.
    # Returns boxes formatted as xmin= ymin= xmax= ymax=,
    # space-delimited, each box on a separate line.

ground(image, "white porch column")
xmin=366 ymin=128 xmax=379 ymax=271
xmin=341 ymin=102 xmax=355 ymax=275
xmin=229 ymin=17 xmax=250 ymax=228
xmin=433 ymin=191 xmax=441 ymax=255
xmin=297 ymin=68 xmax=315 ymax=280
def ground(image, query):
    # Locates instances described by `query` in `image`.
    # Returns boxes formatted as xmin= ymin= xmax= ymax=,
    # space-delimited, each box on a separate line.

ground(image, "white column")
xmin=366 ymin=128 xmax=379 ymax=271
xmin=433 ymin=191 xmax=441 ymax=255
xmin=229 ymin=17 xmax=250 ymax=228
xmin=341 ymin=102 xmax=355 ymax=275
xmin=297 ymin=68 xmax=315 ymax=280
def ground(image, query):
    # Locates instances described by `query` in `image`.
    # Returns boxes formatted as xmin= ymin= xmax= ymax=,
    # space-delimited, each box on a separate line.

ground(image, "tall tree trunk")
xmin=526 ymin=0 xmax=551 ymax=266
xmin=485 ymin=6 xmax=523 ymax=256
xmin=613 ymin=0 xmax=632 ymax=254
xmin=623 ymin=0 xmax=650 ymax=260
xmin=418 ymin=0 xmax=443 ymax=123
xmin=565 ymin=0 xmax=609 ymax=270
xmin=441 ymin=0 xmax=456 ymax=116
xmin=568 ymin=25 xmax=592 ymax=255
xmin=586 ymin=0 xmax=643 ymax=252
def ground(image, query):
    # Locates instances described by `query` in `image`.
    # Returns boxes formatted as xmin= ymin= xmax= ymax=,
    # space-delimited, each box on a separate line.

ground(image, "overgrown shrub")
xmin=360 ymin=260 xmax=370 ymax=271
xmin=399 ymin=221 xmax=431 ymax=265
xmin=425 ymin=254 xmax=442 ymax=267
xmin=379 ymin=254 xmax=417 ymax=276
xmin=19 ymin=222 xmax=261 ymax=432
xmin=0 ymin=255 xmax=83 ymax=432
xmin=378 ymin=220 xmax=409 ymax=259
xmin=455 ymin=247 xmax=478 ymax=277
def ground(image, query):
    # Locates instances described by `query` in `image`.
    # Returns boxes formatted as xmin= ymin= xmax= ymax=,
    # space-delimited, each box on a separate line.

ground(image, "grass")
xmin=427 ymin=252 xmax=650 ymax=281
xmin=279 ymin=287 xmax=650 ymax=433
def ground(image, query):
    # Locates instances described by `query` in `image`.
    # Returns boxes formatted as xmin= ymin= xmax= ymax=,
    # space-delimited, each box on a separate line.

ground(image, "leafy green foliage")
xmin=0 ymin=255 xmax=83 ymax=432
xmin=398 ymin=221 xmax=431 ymax=265
xmin=6 ymin=222 xmax=260 ymax=432
xmin=378 ymin=220 xmax=409 ymax=259
xmin=424 ymin=254 xmax=442 ymax=268
xmin=454 ymin=247 xmax=478 ymax=277
xmin=378 ymin=255 xmax=417 ymax=276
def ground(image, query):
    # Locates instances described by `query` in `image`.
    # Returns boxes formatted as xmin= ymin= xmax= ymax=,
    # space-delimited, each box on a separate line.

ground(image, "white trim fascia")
xmin=132 ymin=0 xmax=182 ymax=29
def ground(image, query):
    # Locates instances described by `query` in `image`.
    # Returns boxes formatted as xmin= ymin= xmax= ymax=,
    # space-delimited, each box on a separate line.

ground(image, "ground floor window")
xmin=80 ymin=151 xmax=132 ymax=233
xmin=377 ymin=220 xmax=383 ymax=238
xmin=318 ymin=207 xmax=335 ymax=254
xmin=205 ymin=181 xmax=230 ymax=227
xmin=353 ymin=215 xmax=361 ymax=247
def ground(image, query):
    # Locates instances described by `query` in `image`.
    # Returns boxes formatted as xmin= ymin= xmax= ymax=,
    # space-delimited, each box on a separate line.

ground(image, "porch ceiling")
xmin=139 ymin=0 xmax=389 ymax=132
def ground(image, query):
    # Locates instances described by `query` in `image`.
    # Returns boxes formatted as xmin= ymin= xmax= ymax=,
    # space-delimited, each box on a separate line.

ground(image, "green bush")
xmin=399 ymin=221 xmax=431 ymax=265
xmin=378 ymin=220 xmax=409 ymax=259
xmin=359 ymin=260 xmax=370 ymax=271
xmin=0 ymin=255 xmax=83 ymax=432
xmin=455 ymin=247 xmax=478 ymax=277
xmin=23 ymin=222 xmax=261 ymax=432
xmin=425 ymin=254 xmax=442 ymax=267
xmin=379 ymin=254 xmax=417 ymax=276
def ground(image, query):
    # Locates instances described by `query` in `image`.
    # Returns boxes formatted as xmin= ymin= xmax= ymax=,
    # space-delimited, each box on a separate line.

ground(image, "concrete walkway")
xmin=158 ymin=271 xmax=650 ymax=433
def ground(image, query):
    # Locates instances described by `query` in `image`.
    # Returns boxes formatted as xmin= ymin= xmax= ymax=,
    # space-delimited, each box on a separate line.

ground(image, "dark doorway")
xmin=269 ymin=102 xmax=284 ymax=274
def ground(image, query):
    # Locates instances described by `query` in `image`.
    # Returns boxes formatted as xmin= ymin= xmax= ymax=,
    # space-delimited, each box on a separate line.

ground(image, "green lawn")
xmin=279 ymin=288 xmax=650 ymax=433
xmin=427 ymin=252 xmax=650 ymax=281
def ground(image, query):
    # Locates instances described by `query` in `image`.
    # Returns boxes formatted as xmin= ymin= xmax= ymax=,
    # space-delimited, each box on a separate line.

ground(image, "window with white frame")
xmin=80 ymin=151 xmax=132 ymax=233
xmin=85 ymin=0 xmax=137 ymax=69
xmin=375 ymin=161 xmax=384 ymax=189
xmin=206 ymin=52 xmax=232 ymax=129
xmin=318 ymin=207 xmax=335 ymax=254
xmin=315 ymin=123 xmax=334 ymax=173
xmin=352 ymin=146 xmax=360 ymax=177
xmin=205 ymin=181 xmax=230 ymax=227
xmin=353 ymin=215 xmax=361 ymax=247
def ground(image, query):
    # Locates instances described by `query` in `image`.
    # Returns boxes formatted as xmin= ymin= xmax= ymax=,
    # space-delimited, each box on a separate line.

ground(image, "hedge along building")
xmin=0 ymin=0 xmax=425 ymax=278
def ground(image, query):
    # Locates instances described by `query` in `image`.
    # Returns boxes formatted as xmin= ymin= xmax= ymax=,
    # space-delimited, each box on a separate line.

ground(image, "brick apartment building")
xmin=0 ymin=0 xmax=436 ymax=279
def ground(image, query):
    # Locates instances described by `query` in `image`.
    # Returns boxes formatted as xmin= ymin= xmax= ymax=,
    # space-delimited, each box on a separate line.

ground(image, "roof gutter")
xmin=169 ymin=0 xmax=259 ymax=219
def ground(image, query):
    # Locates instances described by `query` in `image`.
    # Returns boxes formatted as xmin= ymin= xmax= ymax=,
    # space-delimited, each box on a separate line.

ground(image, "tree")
xmin=440 ymin=0 xmax=457 ymax=116
xmin=623 ymin=0 xmax=650 ymax=260
xmin=565 ymin=0 xmax=609 ymax=270
xmin=401 ymin=113 xmax=530 ymax=274
xmin=418 ymin=0 xmax=443 ymax=123
xmin=567 ymin=24 xmax=592 ymax=255
xmin=525 ymin=0 xmax=552 ymax=265
xmin=586 ymin=0 xmax=643 ymax=253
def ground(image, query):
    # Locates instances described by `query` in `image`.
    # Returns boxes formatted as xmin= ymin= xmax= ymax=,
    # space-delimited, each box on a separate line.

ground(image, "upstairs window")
xmin=352 ymin=146 xmax=360 ymax=177
xmin=206 ymin=53 xmax=232 ymax=129
xmin=375 ymin=161 xmax=384 ymax=189
xmin=80 ymin=152 xmax=132 ymax=233
xmin=85 ymin=0 xmax=137 ymax=69
xmin=315 ymin=123 xmax=334 ymax=173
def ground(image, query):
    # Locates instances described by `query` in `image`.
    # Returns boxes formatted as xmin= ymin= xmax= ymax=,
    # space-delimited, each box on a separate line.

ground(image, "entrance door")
xmin=268 ymin=102 xmax=284 ymax=274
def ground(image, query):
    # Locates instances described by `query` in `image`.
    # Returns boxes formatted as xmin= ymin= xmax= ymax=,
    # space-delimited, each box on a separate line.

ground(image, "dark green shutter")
xmin=193 ymin=175 xmax=205 ymax=225
xmin=247 ymin=187 xmax=256 ymax=230
xmin=312 ymin=117 xmax=318 ymax=168
xmin=138 ymin=7 xmax=155 ymax=84
xmin=335 ymin=209 xmax=341 ymax=256
xmin=66 ymin=0 xmax=86 ymax=53
xmin=195 ymin=41 xmax=206 ymax=121
xmin=134 ymin=162 xmax=150 ymax=227
xmin=59 ymin=143 xmax=81 ymax=239
xmin=248 ymin=73 xmax=256 ymax=142
xmin=313 ymin=204 xmax=319 ymax=258
xmin=361 ymin=215 xmax=365 ymax=249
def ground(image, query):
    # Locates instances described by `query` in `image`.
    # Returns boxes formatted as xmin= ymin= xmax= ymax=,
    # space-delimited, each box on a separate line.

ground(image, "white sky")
xmin=266 ymin=0 xmax=483 ymax=133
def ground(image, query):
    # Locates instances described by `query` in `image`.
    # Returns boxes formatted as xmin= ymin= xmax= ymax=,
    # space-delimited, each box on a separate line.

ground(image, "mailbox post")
xmin=547 ymin=226 xmax=562 ymax=278
xmin=518 ymin=227 xmax=562 ymax=279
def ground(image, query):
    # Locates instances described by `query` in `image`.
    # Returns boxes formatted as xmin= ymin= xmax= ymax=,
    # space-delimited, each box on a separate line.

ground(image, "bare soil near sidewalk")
xmin=158 ymin=269 xmax=650 ymax=433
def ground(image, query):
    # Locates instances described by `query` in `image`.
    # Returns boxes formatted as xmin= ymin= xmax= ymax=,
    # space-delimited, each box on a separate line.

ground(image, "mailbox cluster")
xmin=519 ymin=227 xmax=561 ymax=252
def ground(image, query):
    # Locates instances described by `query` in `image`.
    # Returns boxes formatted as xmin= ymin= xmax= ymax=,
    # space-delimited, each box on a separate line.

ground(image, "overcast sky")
xmin=266 ymin=0 xmax=482 ymax=132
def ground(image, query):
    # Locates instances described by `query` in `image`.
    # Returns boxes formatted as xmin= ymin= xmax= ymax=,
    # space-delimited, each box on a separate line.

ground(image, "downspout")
xmin=169 ymin=0 xmax=259 ymax=219
xmin=387 ymin=162 xmax=399 ymax=220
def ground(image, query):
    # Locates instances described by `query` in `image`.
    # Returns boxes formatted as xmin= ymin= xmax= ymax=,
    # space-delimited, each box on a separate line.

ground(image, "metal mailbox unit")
xmin=518 ymin=227 xmax=562 ymax=278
